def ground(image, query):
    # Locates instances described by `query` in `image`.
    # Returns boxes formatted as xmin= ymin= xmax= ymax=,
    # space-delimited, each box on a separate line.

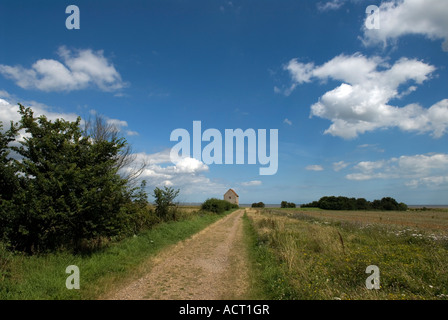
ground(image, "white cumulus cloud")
xmin=306 ymin=164 xmax=324 ymax=171
xmin=127 ymin=150 xmax=228 ymax=198
xmin=362 ymin=0 xmax=448 ymax=52
xmin=282 ymin=53 xmax=448 ymax=139
xmin=0 ymin=46 xmax=126 ymax=92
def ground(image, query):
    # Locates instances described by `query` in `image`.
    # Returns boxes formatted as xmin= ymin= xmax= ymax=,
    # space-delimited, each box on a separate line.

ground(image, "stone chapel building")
xmin=223 ymin=189 xmax=239 ymax=205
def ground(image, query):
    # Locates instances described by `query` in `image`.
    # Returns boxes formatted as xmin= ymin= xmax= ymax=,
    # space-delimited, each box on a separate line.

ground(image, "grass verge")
xmin=242 ymin=212 xmax=298 ymax=299
xmin=0 ymin=210 xmax=234 ymax=300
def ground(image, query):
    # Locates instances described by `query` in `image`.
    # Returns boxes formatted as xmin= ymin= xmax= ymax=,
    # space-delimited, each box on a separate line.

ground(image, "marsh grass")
xmin=246 ymin=208 xmax=448 ymax=300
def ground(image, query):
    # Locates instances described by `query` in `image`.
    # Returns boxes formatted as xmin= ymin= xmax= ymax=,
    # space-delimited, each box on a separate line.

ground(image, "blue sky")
xmin=1 ymin=0 xmax=448 ymax=204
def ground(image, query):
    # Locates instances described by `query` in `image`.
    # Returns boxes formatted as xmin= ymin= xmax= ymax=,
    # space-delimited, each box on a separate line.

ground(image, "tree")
xmin=152 ymin=186 xmax=180 ymax=221
xmin=0 ymin=121 xmax=19 ymax=201
xmin=371 ymin=199 xmax=382 ymax=210
xmin=301 ymin=201 xmax=319 ymax=208
xmin=0 ymin=104 xmax=136 ymax=252
xmin=0 ymin=121 xmax=20 ymax=245
xmin=380 ymin=197 xmax=399 ymax=211
xmin=83 ymin=114 xmax=145 ymax=187
xmin=134 ymin=180 xmax=149 ymax=207
xmin=356 ymin=198 xmax=370 ymax=210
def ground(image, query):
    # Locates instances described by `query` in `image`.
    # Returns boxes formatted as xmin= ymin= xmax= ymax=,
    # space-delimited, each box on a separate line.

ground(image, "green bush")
xmin=201 ymin=198 xmax=238 ymax=214
xmin=281 ymin=201 xmax=296 ymax=208
xmin=152 ymin=186 xmax=180 ymax=221
xmin=252 ymin=202 xmax=265 ymax=208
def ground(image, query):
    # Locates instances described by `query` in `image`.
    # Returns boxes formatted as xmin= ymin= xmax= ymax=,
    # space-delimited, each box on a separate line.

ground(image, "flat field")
xmin=285 ymin=207 xmax=448 ymax=231
xmin=245 ymin=207 xmax=448 ymax=300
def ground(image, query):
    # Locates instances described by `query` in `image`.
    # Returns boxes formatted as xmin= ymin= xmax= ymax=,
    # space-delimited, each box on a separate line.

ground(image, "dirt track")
xmin=107 ymin=209 xmax=249 ymax=300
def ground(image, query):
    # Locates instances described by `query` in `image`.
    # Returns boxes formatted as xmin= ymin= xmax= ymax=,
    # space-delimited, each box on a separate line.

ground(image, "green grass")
xmin=0 ymin=210 xmax=234 ymax=300
xmin=246 ymin=208 xmax=448 ymax=300
xmin=242 ymin=213 xmax=298 ymax=300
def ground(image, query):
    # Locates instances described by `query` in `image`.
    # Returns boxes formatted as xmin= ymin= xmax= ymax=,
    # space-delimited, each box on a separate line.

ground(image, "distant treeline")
xmin=251 ymin=201 xmax=296 ymax=208
xmin=301 ymin=196 xmax=408 ymax=211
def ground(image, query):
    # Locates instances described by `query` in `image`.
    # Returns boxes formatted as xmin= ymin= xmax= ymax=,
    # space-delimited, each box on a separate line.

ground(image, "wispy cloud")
xmin=219 ymin=1 xmax=241 ymax=14
xmin=333 ymin=161 xmax=349 ymax=172
xmin=357 ymin=144 xmax=385 ymax=153
xmin=106 ymin=118 xmax=128 ymax=129
xmin=346 ymin=153 xmax=448 ymax=188
xmin=100 ymin=116 xmax=140 ymax=137
xmin=317 ymin=0 xmax=347 ymax=12
xmin=240 ymin=180 xmax=262 ymax=187
xmin=283 ymin=118 xmax=292 ymax=126
xmin=126 ymin=130 xmax=139 ymax=136
xmin=306 ymin=164 xmax=324 ymax=171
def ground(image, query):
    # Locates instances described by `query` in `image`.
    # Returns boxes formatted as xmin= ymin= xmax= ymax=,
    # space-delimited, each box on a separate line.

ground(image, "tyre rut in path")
xmin=108 ymin=209 xmax=249 ymax=300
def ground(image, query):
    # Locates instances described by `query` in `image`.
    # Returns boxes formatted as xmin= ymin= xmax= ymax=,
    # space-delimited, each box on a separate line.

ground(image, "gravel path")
xmin=107 ymin=209 xmax=249 ymax=300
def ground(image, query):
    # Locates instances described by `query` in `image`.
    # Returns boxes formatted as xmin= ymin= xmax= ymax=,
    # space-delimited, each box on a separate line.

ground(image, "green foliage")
xmin=0 ymin=105 xmax=153 ymax=253
xmin=201 ymin=198 xmax=238 ymax=214
xmin=0 ymin=121 xmax=20 ymax=202
xmin=152 ymin=186 xmax=180 ymax=221
xmin=251 ymin=202 xmax=265 ymax=208
xmin=133 ymin=180 xmax=149 ymax=207
xmin=281 ymin=201 xmax=296 ymax=208
xmin=301 ymin=196 xmax=408 ymax=211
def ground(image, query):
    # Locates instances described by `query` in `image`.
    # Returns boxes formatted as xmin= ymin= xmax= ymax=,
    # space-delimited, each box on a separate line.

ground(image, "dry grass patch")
xmin=288 ymin=208 xmax=448 ymax=231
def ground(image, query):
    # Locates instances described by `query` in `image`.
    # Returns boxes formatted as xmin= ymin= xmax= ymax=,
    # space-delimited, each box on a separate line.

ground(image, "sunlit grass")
xmin=245 ymin=208 xmax=448 ymax=300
